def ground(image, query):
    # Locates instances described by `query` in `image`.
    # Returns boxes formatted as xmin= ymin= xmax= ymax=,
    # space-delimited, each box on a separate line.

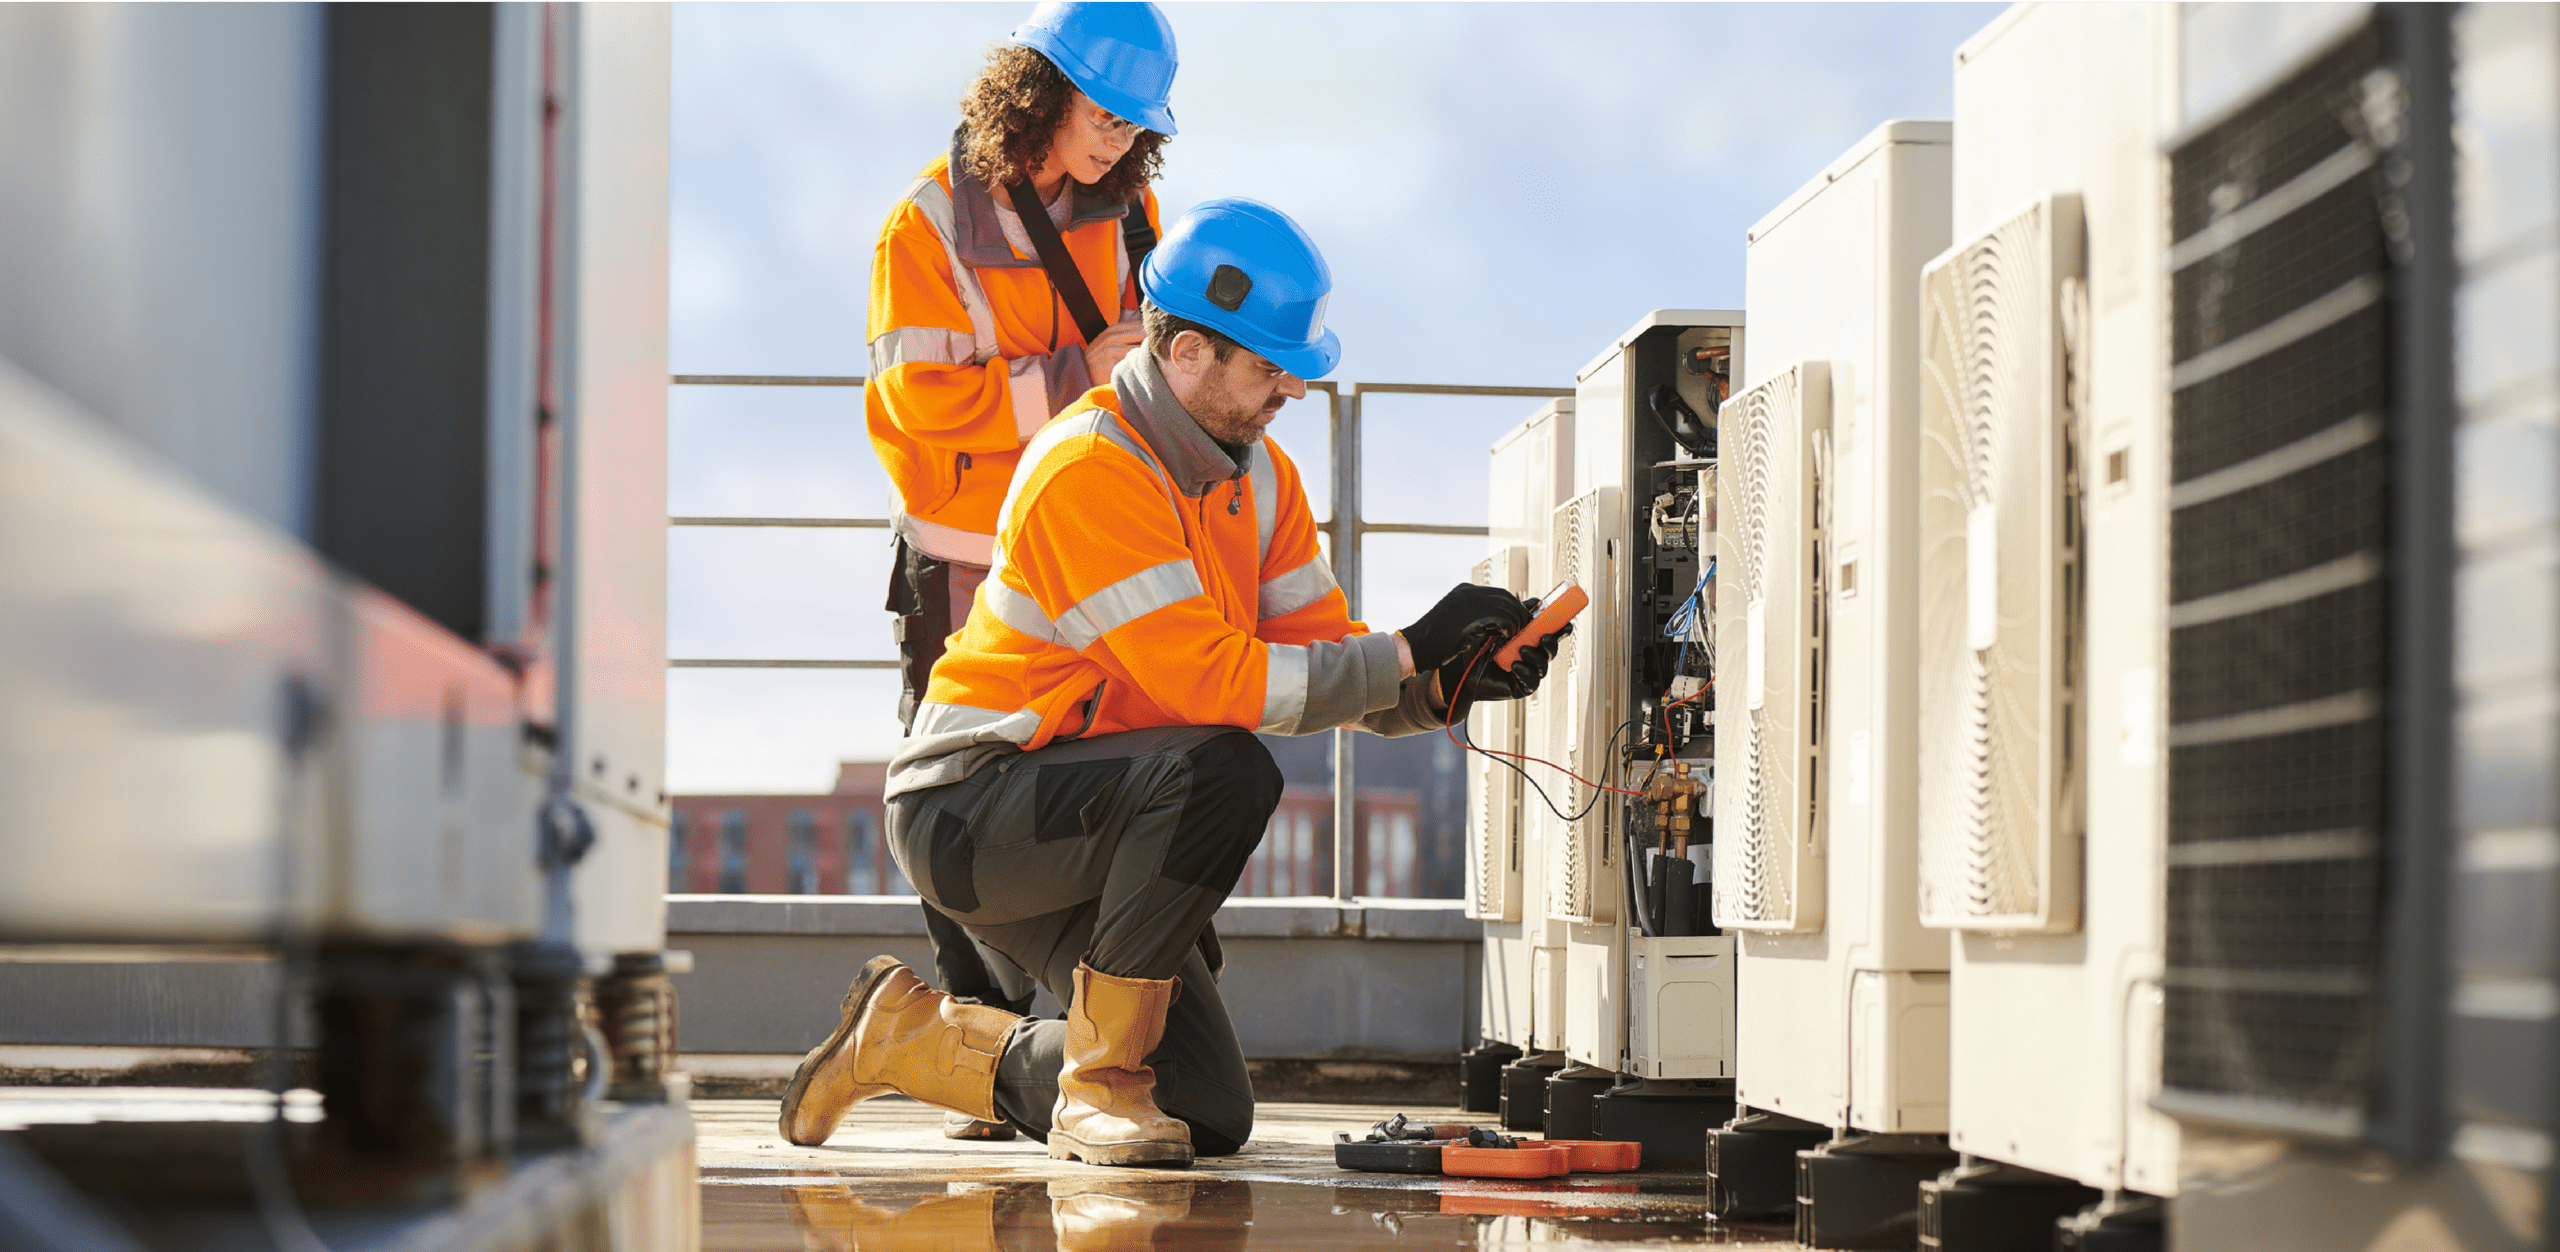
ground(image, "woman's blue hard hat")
xmin=1009 ymin=2 xmax=1180 ymax=137
xmin=1142 ymin=199 xmax=1342 ymax=380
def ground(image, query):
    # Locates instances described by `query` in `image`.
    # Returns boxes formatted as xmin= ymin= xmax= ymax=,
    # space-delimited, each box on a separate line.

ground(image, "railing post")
xmin=1329 ymin=387 xmax=1361 ymax=904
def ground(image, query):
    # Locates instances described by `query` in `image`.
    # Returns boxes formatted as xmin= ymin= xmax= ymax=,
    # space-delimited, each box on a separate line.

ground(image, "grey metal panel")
xmin=311 ymin=4 xmax=501 ymax=640
xmin=555 ymin=2 xmax=674 ymax=956
xmin=0 ymin=358 xmax=327 ymax=940
xmin=0 ymin=4 xmax=326 ymax=537
xmin=325 ymin=585 xmax=540 ymax=939
xmin=0 ymin=963 xmax=304 ymax=1049
xmin=0 ymin=357 xmax=541 ymax=943
xmin=482 ymin=2 xmax=548 ymax=657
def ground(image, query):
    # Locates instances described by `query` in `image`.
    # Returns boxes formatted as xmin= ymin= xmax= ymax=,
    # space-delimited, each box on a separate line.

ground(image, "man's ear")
xmin=1164 ymin=329 xmax=1209 ymax=378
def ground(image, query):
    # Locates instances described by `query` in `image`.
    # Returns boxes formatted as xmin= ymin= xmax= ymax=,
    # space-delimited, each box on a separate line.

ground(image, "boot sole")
xmin=1047 ymin=1134 xmax=1194 ymax=1168
xmin=776 ymin=955 xmax=908 ymax=1146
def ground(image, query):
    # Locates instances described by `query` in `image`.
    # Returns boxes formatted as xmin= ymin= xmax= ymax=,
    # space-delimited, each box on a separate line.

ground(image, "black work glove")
xmin=1438 ymin=622 xmax=1568 ymax=721
xmin=1400 ymin=583 xmax=1531 ymax=674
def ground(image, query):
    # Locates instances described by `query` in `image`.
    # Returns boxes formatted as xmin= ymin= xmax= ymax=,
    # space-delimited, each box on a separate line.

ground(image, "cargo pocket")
xmin=1032 ymin=758 xmax=1130 ymax=844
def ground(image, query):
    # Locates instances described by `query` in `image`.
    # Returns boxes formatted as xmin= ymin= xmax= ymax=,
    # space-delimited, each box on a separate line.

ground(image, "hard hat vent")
xmin=1207 ymin=264 xmax=1252 ymax=312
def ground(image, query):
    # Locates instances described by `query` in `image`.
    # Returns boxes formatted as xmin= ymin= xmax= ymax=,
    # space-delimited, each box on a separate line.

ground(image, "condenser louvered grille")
xmin=2161 ymin=18 xmax=2394 ymax=1124
xmin=2167 ymin=419 xmax=2391 ymax=603
xmin=2170 ymin=312 xmax=2385 ymax=482
xmin=2168 ymin=720 xmax=2387 ymax=844
xmin=2168 ymin=185 xmax=2385 ymax=366
xmin=2171 ymin=581 xmax=2388 ymax=725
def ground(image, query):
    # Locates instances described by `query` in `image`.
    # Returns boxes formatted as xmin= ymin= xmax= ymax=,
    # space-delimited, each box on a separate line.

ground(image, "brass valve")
xmin=1644 ymin=761 xmax=1706 ymax=858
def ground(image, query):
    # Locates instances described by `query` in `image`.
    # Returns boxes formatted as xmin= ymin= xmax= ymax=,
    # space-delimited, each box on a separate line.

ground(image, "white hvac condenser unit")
xmin=1924 ymin=0 xmax=2178 ymax=1206
xmin=1716 ymin=121 xmax=1953 ymax=1168
xmin=1551 ymin=312 xmax=1742 ymax=1144
xmin=1476 ymin=400 xmax=1574 ymax=1056
xmin=2159 ymin=6 xmax=2516 ymax=1247
xmin=1474 ymin=313 xmax=1740 ymax=1162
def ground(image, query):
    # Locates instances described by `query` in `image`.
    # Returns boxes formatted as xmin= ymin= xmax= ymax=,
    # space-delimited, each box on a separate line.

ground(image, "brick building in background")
xmin=669 ymin=761 xmax=910 ymax=896
xmin=670 ymin=730 xmax=1471 ymax=898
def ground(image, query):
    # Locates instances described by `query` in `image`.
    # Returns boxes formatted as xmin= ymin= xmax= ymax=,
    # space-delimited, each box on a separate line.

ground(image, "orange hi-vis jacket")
xmin=866 ymin=136 xmax=1162 ymax=567
xmin=886 ymin=351 xmax=1446 ymax=797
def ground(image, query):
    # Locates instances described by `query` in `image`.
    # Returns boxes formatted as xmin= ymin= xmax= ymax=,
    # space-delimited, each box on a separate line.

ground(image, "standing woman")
xmin=863 ymin=1 xmax=1175 ymax=1140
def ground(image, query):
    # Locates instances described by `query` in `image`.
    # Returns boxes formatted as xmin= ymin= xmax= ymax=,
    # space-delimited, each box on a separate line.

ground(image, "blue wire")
xmin=1663 ymin=559 xmax=1712 ymax=641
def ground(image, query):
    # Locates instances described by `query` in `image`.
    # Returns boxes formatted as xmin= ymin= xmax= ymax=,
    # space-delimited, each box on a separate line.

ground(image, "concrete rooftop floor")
xmin=695 ymin=1096 xmax=1808 ymax=1250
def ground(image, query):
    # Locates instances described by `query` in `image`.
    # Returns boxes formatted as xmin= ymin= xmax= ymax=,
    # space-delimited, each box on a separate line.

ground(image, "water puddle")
xmin=700 ymin=1166 xmax=1803 ymax=1250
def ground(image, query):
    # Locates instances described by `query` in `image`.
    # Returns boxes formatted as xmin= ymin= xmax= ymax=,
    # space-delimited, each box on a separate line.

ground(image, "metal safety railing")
xmin=668 ymin=371 xmax=1571 ymax=900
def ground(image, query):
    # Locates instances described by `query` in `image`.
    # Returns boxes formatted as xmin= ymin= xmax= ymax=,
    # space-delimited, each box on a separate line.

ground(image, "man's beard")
xmin=1193 ymin=388 xmax=1274 ymax=445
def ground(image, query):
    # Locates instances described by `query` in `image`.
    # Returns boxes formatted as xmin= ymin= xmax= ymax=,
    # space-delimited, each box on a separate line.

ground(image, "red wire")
xmin=1438 ymin=638 xmax=1649 ymax=798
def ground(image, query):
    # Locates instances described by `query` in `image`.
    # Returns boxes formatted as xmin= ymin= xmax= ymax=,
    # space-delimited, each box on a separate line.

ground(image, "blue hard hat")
xmin=1009 ymin=2 xmax=1180 ymax=137
xmin=1142 ymin=199 xmax=1342 ymax=379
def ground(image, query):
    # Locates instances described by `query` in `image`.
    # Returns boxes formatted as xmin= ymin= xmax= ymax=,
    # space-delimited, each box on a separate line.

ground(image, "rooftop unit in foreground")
xmin=0 ymin=5 xmax=689 ymax=1247
xmin=1704 ymin=120 xmax=1954 ymax=1235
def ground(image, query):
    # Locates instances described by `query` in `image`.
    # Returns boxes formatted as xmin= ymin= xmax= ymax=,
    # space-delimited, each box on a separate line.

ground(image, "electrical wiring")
xmin=1661 ymin=678 xmax=1712 ymax=750
xmin=1662 ymin=558 xmax=1713 ymax=641
xmin=1436 ymin=637 xmax=1647 ymax=822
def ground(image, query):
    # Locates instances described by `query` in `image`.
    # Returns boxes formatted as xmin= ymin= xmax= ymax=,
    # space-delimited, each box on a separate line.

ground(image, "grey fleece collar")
xmin=946 ymin=126 xmax=1132 ymax=271
xmin=1111 ymin=351 xmax=1252 ymax=500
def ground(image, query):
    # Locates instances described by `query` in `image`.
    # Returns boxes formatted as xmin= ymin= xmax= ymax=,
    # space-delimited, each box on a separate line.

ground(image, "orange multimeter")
xmin=1491 ymin=579 xmax=1588 ymax=672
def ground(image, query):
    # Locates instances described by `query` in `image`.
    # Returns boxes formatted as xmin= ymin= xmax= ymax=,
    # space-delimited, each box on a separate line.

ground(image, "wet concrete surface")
xmin=694 ymin=1097 xmax=1807 ymax=1250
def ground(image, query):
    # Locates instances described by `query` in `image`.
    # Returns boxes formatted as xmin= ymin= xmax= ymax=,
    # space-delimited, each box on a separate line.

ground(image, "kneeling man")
xmin=780 ymin=198 xmax=1558 ymax=1166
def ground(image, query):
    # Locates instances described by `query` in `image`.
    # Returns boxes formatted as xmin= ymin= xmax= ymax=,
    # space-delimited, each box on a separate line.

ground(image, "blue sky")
xmin=666 ymin=1 xmax=2006 ymax=794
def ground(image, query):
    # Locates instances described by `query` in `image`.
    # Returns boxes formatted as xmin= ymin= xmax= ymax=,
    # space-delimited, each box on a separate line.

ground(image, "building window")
xmin=787 ymin=809 xmax=818 ymax=895
xmin=719 ymin=809 xmax=748 ymax=894
xmin=1390 ymin=812 xmax=1417 ymax=898
xmin=1366 ymin=812 xmax=1387 ymax=898
xmin=667 ymin=809 xmax=689 ymax=892
xmin=846 ymin=809 xmax=877 ymax=894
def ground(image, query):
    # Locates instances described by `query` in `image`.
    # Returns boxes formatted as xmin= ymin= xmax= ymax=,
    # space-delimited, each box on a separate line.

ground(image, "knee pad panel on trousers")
xmin=1151 ymin=1057 xmax=1254 ymax=1158
xmin=1159 ymin=732 xmax=1285 ymax=890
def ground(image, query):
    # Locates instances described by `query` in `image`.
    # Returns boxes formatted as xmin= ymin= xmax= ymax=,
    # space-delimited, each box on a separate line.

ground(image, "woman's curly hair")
xmin=958 ymin=44 xmax=1166 ymax=204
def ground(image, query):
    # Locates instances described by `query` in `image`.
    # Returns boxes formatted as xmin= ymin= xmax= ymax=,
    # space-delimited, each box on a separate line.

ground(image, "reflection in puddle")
xmin=704 ymin=1169 xmax=1799 ymax=1250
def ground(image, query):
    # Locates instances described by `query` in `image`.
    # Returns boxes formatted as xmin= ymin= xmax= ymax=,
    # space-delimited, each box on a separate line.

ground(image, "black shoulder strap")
xmin=1006 ymin=180 xmax=1111 ymax=344
xmin=1122 ymin=195 xmax=1156 ymax=292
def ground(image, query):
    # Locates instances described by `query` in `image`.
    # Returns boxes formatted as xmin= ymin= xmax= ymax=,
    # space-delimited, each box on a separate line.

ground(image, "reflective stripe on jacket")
xmin=886 ymin=351 xmax=1446 ymax=797
xmin=865 ymin=138 xmax=1161 ymax=565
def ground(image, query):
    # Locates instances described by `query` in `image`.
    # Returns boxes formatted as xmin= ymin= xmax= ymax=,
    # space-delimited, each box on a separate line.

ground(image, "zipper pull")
xmin=1228 ymin=478 xmax=1243 ymax=515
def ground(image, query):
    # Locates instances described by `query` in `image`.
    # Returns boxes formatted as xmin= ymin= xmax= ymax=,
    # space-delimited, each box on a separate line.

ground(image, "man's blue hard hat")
xmin=1143 ymin=199 xmax=1342 ymax=380
xmin=1009 ymin=2 xmax=1180 ymax=137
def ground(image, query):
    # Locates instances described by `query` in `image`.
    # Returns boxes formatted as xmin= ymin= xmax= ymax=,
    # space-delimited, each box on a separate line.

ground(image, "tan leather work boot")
xmin=778 ymin=955 xmax=1019 ymax=1147
xmin=1048 ymin=962 xmax=1193 ymax=1167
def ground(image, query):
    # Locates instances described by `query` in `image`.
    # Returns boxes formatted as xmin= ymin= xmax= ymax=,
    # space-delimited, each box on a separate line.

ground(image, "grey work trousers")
xmin=885 ymin=538 xmax=1031 ymax=1015
xmin=886 ymin=725 xmax=1283 ymax=1156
